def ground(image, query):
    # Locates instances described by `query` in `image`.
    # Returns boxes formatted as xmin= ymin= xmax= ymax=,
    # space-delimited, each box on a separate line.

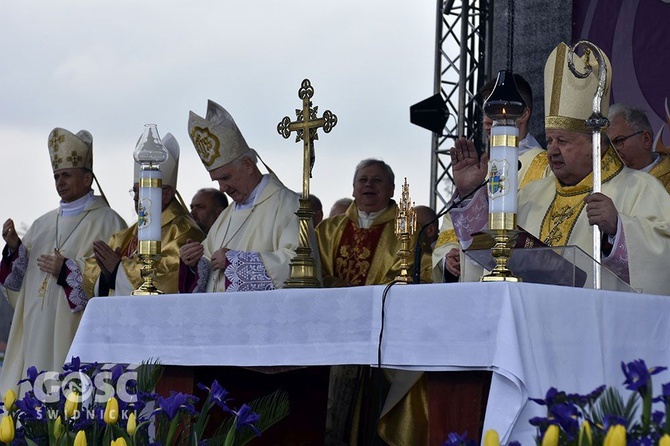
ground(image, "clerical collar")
xmin=357 ymin=206 xmax=388 ymax=229
xmin=519 ymin=133 xmax=541 ymax=156
xmin=642 ymin=152 xmax=661 ymax=173
xmin=235 ymin=175 xmax=270 ymax=211
xmin=60 ymin=191 xmax=94 ymax=217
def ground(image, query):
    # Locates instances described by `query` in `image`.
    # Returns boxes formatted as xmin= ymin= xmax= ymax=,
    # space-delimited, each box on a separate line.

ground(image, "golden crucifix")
xmin=277 ymin=78 xmax=338 ymax=288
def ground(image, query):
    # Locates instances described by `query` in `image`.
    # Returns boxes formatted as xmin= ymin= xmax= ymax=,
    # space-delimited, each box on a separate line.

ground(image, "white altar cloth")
xmin=68 ymin=282 xmax=670 ymax=445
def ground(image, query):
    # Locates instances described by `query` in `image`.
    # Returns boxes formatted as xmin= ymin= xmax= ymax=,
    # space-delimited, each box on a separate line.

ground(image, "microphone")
xmin=411 ymin=179 xmax=489 ymax=284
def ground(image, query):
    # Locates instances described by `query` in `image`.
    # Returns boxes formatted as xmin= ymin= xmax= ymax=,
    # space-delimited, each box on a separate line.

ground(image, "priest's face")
xmin=353 ymin=163 xmax=395 ymax=213
xmin=54 ymin=168 xmax=93 ymax=203
xmin=209 ymin=157 xmax=260 ymax=204
xmin=545 ymin=129 xmax=593 ymax=186
xmin=606 ymin=114 xmax=651 ymax=170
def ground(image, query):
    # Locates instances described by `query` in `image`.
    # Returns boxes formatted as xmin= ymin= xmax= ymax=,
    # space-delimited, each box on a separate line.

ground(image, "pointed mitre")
xmin=133 ymin=132 xmax=180 ymax=188
xmin=48 ymin=127 xmax=93 ymax=172
xmin=187 ymin=100 xmax=250 ymax=171
xmin=544 ymin=42 xmax=612 ymax=133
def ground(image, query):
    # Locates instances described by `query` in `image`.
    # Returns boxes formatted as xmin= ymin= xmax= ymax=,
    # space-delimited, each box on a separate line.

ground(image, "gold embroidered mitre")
xmin=133 ymin=132 xmax=180 ymax=188
xmin=48 ymin=128 xmax=93 ymax=172
xmin=188 ymin=100 xmax=250 ymax=171
xmin=544 ymin=42 xmax=612 ymax=133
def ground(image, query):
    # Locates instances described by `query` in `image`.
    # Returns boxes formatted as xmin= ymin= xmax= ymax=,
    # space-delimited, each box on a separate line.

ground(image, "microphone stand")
xmin=411 ymin=180 xmax=489 ymax=284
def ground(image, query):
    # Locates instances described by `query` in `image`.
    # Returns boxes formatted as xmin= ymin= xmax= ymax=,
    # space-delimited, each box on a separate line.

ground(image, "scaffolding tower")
xmin=430 ymin=0 xmax=493 ymax=213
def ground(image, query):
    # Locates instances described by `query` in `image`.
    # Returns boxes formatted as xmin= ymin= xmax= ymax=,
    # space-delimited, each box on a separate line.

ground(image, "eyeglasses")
xmin=611 ymin=130 xmax=643 ymax=150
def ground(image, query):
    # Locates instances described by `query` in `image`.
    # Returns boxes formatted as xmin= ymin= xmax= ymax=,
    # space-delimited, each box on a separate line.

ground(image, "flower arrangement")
xmin=443 ymin=359 xmax=670 ymax=446
xmin=0 ymin=357 xmax=289 ymax=446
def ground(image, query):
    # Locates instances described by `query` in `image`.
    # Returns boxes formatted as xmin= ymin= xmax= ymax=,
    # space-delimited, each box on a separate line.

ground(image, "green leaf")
xmin=135 ymin=357 xmax=164 ymax=393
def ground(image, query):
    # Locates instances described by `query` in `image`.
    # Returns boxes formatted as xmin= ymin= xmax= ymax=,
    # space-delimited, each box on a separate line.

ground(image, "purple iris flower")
xmin=602 ymin=414 xmax=628 ymax=431
xmin=529 ymin=387 xmax=565 ymax=406
xmin=549 ymin=402 xmax=580 ymax=438
xmin=652 ymin=410 xmax=664 ymax=425
xmin=14 ymin=393 xmax=43 ymax=423
xmin=17 ymin=366 xmax=44 ymax=387
xmin=442 ymin=431 xmax=477 ymax=446
xmin=655 ymin=382 xmax=670 ymax=403
xmin=110 ymin=364 xmax=125 ymax=384
xmin=621 ymin=360 xmax=667 ymax=395
xmin=197 ymin=380 xmax=231 ymax=412
xmin=154 ymin=392 xmax=198 ymax=420
xmin=443 ymin=431 xmax=469 ymax=446
xmin=234 ymin=404 xmax=261 ymax=436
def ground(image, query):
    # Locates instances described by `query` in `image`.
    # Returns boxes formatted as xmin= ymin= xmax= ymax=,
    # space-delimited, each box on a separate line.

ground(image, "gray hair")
xmin=608 ymin=103 xmax=652 ymax=133
xmin=353 ymin=158 xmax=395 ymax=185
xmin=232 ymin=148 xmax=258 ymax=168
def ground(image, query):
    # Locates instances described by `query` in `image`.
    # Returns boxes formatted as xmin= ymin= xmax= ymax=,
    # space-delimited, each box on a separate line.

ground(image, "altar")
xmin=68 ymin=282 xmax=670 ymax=445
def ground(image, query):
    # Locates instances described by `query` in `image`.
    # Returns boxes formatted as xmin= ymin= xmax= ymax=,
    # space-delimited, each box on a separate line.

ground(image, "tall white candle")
xmin=488 ymin=124 xmax=519 ymax=214
xmin=137 ymin=168 xmax=162 ymax=242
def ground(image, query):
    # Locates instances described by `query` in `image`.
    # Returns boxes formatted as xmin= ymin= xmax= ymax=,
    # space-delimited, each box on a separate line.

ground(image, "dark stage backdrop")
xmin=573 ymin=0 xmax=670 ymax=136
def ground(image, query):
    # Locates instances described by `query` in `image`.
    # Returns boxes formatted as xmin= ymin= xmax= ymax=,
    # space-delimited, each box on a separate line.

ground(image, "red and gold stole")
xmin=540 ymin=148 xmax=623 ymax=246
xmin=334 ymin=220 xmax=385 ymax=286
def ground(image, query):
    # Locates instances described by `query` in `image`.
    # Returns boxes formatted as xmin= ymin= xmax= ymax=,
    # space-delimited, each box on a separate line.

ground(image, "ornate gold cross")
xmin=277 ymin=79 xmax=337 ymax=288
xmin=278 ymin=79 xmax=337 ymax=199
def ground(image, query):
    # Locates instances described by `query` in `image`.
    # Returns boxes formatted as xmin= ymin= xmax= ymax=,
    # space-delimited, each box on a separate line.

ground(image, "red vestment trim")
xmin=334 ymin=221 xmax=384 ymax=286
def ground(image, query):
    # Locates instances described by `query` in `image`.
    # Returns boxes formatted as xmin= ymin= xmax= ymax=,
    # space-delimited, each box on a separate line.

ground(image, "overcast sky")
xmin=0 ymin=0 xmax=439 ymax=232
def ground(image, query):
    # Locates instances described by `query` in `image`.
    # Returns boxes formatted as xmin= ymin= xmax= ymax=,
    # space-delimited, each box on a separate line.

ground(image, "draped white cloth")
xmin=68 ymin=283 xmax=670 ymax=445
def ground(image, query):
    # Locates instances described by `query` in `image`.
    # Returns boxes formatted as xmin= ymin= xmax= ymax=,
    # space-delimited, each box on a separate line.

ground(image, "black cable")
xmin=375 ymin=279 xmax=402 ymax=431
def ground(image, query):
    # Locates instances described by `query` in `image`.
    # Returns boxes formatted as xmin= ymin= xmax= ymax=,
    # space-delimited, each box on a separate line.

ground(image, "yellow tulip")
xmin=74 ymin=430 xmax=87 ymax=446
xmin=104 ymin=397 xmax=119 ymax=425
xmin=0 ymin=415 xmax=15 ymax=443
xmin=542 ymin=424 xmax=560 ymax=446
xmin=65 ymin=391 xmax=79 ymax=419
xmin=660 ymin=434 xmax=670 ymax=446
xmin=483 ymin=429 xmax=500 ymax=446
xmin=579 ymin=420 xmax=592 ymax=446
xmin=53 ymin=416 xmax=64 ymax=440
xmin=604 ymin=424 xmax=626 ymax=446
xmin=2 ymin=390 xmax=16 ymax=413
xmin=112 ymin=437 xmax=128 ymax=446
xmin=126 ymin=412 xmax=137 ymax=436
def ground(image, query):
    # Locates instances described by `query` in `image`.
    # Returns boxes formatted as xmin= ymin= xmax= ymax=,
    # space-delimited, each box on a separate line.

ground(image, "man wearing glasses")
xmin=607 ymin=103 xmax=670 ymax=192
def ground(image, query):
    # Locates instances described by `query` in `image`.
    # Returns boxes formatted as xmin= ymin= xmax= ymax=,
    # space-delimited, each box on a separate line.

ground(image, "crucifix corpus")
xmin=277 ymin=78 xmax=338 ymax=288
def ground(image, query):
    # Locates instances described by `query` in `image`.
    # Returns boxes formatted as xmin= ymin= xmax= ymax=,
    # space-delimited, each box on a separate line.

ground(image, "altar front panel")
xmin=68 ymin=283 xmax=670 ymax=445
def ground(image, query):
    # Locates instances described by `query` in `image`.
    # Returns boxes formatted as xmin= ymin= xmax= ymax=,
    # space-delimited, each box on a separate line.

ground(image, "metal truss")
xmin=430 ymin=0 xmax=493 ymax=213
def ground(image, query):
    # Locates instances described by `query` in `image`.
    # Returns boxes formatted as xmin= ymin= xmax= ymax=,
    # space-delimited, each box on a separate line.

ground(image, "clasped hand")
xmin=179 ymin=239 xmax=205 ymax=268
xmin=93 ymin=240 xmax=122 ymax=278
xmin=37 ymin=249 xmax=65 ymax=276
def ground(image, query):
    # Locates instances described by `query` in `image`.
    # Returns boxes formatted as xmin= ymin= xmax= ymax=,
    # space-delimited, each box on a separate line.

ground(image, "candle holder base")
xmin=480 ymin=228 xmax=521 ymax=283
xmin=132 ymin=252 xmax=163 ymax=295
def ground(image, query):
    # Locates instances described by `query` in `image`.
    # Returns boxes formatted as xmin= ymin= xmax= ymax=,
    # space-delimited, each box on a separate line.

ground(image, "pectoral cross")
xmin=277 ymin=79 xmax=337 ymax=288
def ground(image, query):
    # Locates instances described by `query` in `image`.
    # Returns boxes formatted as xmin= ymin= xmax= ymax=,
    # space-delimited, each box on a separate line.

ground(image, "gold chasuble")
xmin=540 ymin=148 xmax=622 ymax=246
xmin=650 ymin=153 xmax=670 ymax=194
xmin=316 ymin=201 xmax=433 ymax=287
xmin=83 ymin=199 xmax=204 ymax=296
xmin=517 ymin=147 xmax=670 ymax=296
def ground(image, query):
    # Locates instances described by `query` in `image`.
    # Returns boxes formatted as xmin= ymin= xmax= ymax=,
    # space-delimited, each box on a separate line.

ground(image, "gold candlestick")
xmin=395 ymin=178 xmax=416 ymax=284
xmin=277 ymin=79 xmax=337 ymax=288
xmin=480 ymin=70 xmax=526 ymax=283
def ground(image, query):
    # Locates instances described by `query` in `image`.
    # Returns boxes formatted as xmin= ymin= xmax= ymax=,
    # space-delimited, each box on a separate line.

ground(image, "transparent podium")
xmin=463 ymin=245 xmax=637 ymax=292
